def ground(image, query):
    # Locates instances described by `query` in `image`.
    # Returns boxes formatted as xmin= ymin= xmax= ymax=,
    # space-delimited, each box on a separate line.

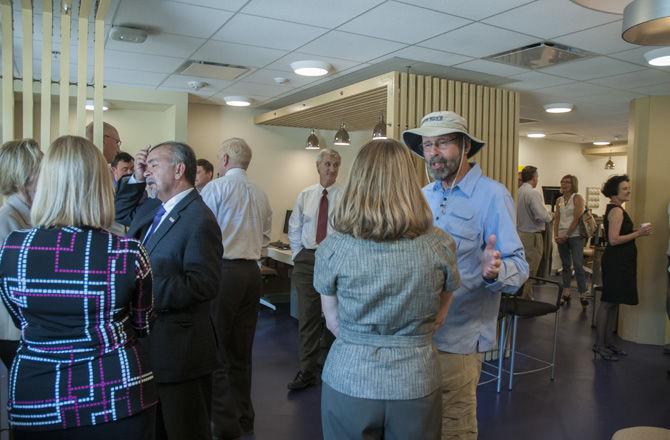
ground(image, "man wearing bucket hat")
xmin=404 ymin=111 xmax=528 ymax=439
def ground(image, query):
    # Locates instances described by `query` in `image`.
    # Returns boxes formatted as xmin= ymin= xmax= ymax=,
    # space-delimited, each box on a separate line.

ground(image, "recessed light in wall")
xmin=224 ymin=96 xmax=252 ymax=107
xmin=334 ymin=123 xmax=350 ymax=146
xmin=306 ymin=129 xmax=320 ymax=150
xmin=543 ymin=103 xmax=574 ymax=113
xmin=527 ymin=132 xmax=546 ymax=138
xmin=644 ymin=47 xmax=670 ymax=66
xmin=85 ymin=99 xmax=110 ymax=111
xmin=593 ymin=141 xmax=611 ymax=146
xmin=290 ymin=60 xmax=331 ymax=77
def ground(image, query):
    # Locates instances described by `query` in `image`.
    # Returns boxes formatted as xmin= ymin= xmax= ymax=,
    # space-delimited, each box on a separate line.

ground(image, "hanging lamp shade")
xmin=334 ymin=123 xmax=350 ymax=146
xmin=605 ymin=156 xmax=616 ymax=170
xmin=622 ymin=0 xmax=670 ymax=45
xmin=306 ymin=129 xmax=320 ymax=150
xmin=372 ymin=113 xmax=387 ymax=140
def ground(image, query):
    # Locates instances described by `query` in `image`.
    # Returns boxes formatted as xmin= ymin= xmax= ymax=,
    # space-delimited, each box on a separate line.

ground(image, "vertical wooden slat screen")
xmin=59 ymin=9 xmax=71 ymax=135
xmin=76 ymin=0 xmax=92 ymax=136
xmin=1 ymin=0 xmax=14 ymax=142
xmin=391 ymin=72 xmax=519 ymax=193
xmin=40 ymin=0 xmax=53 ymax=147
xmin=93 ymin=0 xmax=110 ymax=149
xmin=21 ymin=1 xmax=33 ymax=138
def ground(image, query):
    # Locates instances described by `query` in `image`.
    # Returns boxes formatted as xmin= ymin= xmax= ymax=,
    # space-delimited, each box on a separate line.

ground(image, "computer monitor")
xmin=541 ymin=186 xmax=562 ymax=211
xmin=282 ymin=210 xmax=292 ymax=234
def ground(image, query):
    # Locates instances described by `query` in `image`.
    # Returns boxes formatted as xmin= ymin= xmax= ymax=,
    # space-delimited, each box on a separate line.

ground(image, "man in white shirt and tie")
xmin=287 ymin=148 xmax=342 ymax=390
xmin=200 ymin=138 xmax=272 ymax=438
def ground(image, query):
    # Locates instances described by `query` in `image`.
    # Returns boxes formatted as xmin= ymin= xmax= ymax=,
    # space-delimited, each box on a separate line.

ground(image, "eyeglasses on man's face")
xmin=421 ymin=135 xmax=461 ymax=152
xmin=105 ymin=134 xmax=122 ymax=147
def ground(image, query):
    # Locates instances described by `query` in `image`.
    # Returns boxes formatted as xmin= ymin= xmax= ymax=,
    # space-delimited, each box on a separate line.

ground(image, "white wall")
xmin=519 ymin=137 xmax=628 ymax=216
xmin=187 ymin=103 xmax=370 ymax=241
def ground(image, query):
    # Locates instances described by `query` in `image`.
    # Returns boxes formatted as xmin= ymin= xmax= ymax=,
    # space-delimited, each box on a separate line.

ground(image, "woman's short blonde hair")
xmin=334 ymin=139 xmax=433 ymax=241
xmin=31 ymin=135 xmax=114 ymax=229
xmin=0 ymin=138 xmax=42 ymax=196
xmin=560 ymin=174 xmax=579 ymax=193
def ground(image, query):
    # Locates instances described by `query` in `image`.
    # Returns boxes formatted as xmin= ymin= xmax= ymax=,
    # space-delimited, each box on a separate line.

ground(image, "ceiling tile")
xmin=240 ymin=0 xmax=385 ymax=28
xmin=395 ymin=0 xmax=535 ymax=20
xmin=239 ymin=68 xmax=320 ymax=88
xmin=104 ymin=50 xmax=183 ymax=74
xmin=454 ymin=59 xmax=529 ymax=76
xmin=221 ymin=81 xmax=298 ymax=98
xmin=419 ymin=22 xmax=538 ymax=58
xmin=534 ymin=82 xmax=616 ymax=99
xmin=503 ymin=71 xmax=574 ymax=91
xmin=299 ymin=31 xmax=406 ymax=63
xmin=380 ymin=46 xmax=472 ymax=66
xmin=265 ymin=52 xmax=361 ymax=75
xmin=192 ymin=40 xmax=287 ymax=68
xmin=608 ymin=46 xmax=659 ymax=68
xmin=338 ymin=1 xmax=471 ymax=44
xmin=552 ymin=21 xmax=637 ymax=56
xmin=212 ymin=14 xmax=326 ymax=51
xmin=113 ymin=1 xmax=234 ymax=38
xmin=483 ymin=0 xmax=619 ymax=39
xmin=168 ymin=0 xmax=247 ymax=10
xmin=107 ymin=32 xmax=205 ymax=58
xmin=588 ymin=69 xmax=670 ymax=90
xmin=631 ymin=82 xmax=670 ymax=96
xmin=104 ymin=67 xmax=168 ymax=87
xmin=159 ymin=74 xmax=233 ymax=95
xmin=539 ymin=56 xmax=643 ymax=81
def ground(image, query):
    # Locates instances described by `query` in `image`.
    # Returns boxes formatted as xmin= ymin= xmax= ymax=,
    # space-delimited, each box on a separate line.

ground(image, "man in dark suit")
xmin=116 ymin=141 xmax=222 ymax=440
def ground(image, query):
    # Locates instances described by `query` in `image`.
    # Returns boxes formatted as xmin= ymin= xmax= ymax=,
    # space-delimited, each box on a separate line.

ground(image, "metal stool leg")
xmin=551 ymin=309 xmax=559 ymax=380
xmin=508 ymin=315 xmax=519 ymax=391
xmin=496 ymin=315 xmax=508 ymax=393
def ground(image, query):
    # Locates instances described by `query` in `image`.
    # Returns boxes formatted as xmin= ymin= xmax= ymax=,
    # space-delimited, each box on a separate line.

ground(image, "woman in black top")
xmin=595 ymin=175 xmax=652 ymax=361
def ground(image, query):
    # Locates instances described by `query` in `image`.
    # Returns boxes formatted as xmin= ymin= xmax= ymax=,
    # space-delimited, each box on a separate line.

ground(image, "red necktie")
xmin=316 ymin=189 xmax=328 ymax=244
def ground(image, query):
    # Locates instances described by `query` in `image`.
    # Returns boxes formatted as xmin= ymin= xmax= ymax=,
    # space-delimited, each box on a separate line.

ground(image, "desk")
xmin=266 ymin=247 xmax=298 ymax=318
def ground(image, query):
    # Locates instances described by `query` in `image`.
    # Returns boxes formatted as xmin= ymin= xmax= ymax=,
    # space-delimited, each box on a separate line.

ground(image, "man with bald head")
xmin=86 ymin=121 xmax=121 ymax=164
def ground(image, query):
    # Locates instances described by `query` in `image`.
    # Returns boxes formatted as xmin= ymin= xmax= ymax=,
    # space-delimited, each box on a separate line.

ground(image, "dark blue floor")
xmin=247 ymin=285 xmax=670 ymax=440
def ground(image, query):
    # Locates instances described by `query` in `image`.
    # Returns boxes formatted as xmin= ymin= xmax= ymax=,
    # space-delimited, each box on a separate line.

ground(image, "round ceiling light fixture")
xmin=290 ymin=60 xmax=331 ymax=77
xmin=622 ymin=0 xmax=670 ymax=45
xmin=570 ymin=0 xmax=629 ymax=14
xmin=543 ymin=103 xmax=574 ymax=113
xmin=527 ymin=132 xmax=546 ymax=138
xmin=593 ymin=141 xmax=611 ymax=146
xmin=644 ymin=47 xmax=670 ymax=66
xmin=85 ymin=99 xmax=110 ymax=111
xmin=224 ymin=96 xmax=252 ymax=107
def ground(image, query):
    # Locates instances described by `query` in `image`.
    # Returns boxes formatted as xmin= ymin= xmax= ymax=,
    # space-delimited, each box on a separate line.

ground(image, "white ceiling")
xmin=4 ymin=0 xmax=670 ymax=143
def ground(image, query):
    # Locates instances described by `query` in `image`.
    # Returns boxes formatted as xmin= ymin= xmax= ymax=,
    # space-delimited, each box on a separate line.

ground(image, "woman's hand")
xmin=555 ymin=235 xmax=567 ymax=244
xmin=637 ymin=224 xmax=653 ymax=237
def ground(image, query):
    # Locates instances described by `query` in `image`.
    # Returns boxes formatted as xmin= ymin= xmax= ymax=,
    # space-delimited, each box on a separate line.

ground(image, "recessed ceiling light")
xmin=593 ymin=141 xmax=611 ymax=146
xmin=85 ymin=99 xmax=109 ymax=111
xmin=644 ymin=47 xmax=670 ymax=66
xmin=527 ymin=132 xmax=546 ymax=138
xmin=290 ymin=60 xmax=331 ymax=77
xmin=224 ymin=96 xmax=251 ymax=107
xmin=543 ymin=103 xmax=574 ymax=113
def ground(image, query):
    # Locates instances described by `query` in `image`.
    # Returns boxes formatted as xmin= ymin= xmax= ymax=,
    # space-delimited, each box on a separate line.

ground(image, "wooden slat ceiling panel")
xmin=259 ymin=87 xmax=387 ymax=131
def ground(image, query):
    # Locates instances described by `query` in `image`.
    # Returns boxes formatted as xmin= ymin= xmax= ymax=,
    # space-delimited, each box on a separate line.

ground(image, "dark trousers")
xmin=14 ymin=406 xmax=156 ymax=440
xmin=211 ymin=260 xmax=261 ymax=437
xmin=321 ymin=383 xmax=442 ymax=440
xmin=156 ymin=376 xmax=212 ymax=440
xmin=293 ymin=249 xmax=334 ymax=373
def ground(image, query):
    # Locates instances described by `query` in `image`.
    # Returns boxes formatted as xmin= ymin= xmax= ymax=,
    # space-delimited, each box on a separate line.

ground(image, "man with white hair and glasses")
xmin=403 ymin=111 xmax=528 ymax=439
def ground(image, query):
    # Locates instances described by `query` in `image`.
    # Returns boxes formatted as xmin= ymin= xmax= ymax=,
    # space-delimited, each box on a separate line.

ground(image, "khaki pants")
xmin=519 ymin=231 xmax=544 ymax=299
xmin=438 ymin=352 xmax=482 ymax=440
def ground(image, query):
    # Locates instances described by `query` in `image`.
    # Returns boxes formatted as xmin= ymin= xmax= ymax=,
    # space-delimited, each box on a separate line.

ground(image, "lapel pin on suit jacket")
xmin=169 ymin=217 xmax=175 ymax=223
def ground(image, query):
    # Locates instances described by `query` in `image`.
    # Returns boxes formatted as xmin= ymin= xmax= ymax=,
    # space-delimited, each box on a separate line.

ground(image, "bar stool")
xmin=493 ymin=276 xmax=563 ymax=392
xmin=259 ymin=263 xmax=278 ymax=311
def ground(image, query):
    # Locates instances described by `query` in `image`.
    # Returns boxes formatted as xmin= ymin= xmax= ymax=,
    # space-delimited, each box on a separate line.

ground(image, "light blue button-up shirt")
xmin=425 ymin=163 xmax=529 ymax=354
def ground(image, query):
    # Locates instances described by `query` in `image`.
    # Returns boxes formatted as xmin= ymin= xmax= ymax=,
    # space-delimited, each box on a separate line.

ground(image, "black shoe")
xmin=593 ymin=345 xmax=619 ymax=361
xmin=287 ymin=370 xmax=319 ymax=390
xmin=606 ymin=344 xmax=628 ymax=356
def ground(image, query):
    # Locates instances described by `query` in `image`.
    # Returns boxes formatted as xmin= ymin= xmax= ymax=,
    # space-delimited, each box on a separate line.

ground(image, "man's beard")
xmin=146 ymin=183 xmax=158 ymax=199
xmin=428 ymin=155 xmax=460 ymax=182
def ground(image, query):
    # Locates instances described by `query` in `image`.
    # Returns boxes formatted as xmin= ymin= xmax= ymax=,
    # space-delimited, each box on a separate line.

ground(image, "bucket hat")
xmin=402 ymin=111 xmax=485 ymax=158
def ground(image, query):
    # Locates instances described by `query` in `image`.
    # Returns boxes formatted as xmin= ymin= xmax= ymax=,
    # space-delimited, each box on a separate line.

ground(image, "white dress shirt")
xmin=288 ymin=183 xmax=342 ymax=259
xmin=517 ymin=182 xmax=552 ymax=233
xmin=200 ymin=168 xmax=272 ymax=260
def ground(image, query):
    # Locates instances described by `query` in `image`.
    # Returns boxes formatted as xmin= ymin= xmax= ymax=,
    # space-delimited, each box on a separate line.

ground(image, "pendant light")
xmin=334 ymin=123 xmax=350 ymax=146
xmin=372 ymin=113 xmax=387 ymax=140
xmin=305 ymin=129 xmax=320 ymax=150
xmin=622 ymin=0 xmax=670 ymax=45
xmin=605 ymin=149 xmax=615 ymax=170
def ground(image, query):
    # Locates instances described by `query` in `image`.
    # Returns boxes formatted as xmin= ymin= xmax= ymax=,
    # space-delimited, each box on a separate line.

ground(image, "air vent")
xmin=486 ymin=42 xmax=594 ymax=69
xmin=520 ymin=117 xmax=539 ymax=124
xmin=178 ymin=61 xmax=250 ymax=81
